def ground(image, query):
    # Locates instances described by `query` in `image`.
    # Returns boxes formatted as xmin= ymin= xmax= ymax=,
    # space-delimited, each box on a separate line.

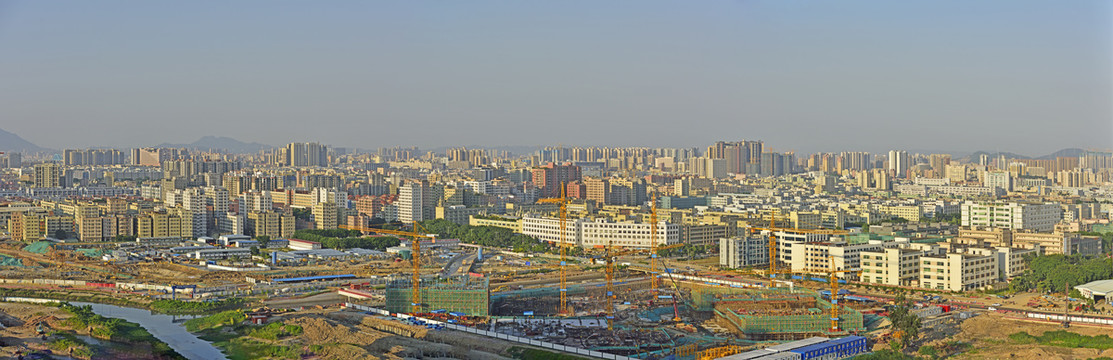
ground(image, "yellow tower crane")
xmin=747 ymin=210 xmax=850 ymax=288
xmin=650 ymin=192 xmax=660 ymax=293
xmin=802 ymin=255 xmax=859 ymax=333
xmin=596 ymin=242 xmax=684 ymax=330
xmin=538 ymin=183 xmax=572 ymax=316
xmin=339 ymin=221 xmax=435 ymax=314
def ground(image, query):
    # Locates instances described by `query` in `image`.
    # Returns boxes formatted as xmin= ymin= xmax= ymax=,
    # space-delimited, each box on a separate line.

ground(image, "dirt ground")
xmin=941 ymin=312 xmax=1113 ymax=360
xmin=0 ymin=302 xmax=67 ymax=358
xmin=265 ymin=291 xmax=348 ymax=309
xmin=267 ymin=309 xmax=515 ymax=360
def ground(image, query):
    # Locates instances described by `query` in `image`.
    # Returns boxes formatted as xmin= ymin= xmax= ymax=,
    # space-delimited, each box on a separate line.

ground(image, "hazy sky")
xmin=1 ymin=1 xmax=1110 ymax=155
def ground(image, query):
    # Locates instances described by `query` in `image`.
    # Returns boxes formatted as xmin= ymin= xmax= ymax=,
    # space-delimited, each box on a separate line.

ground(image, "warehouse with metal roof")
xmin=1075 ymin=279 xmax=1113 ymax=301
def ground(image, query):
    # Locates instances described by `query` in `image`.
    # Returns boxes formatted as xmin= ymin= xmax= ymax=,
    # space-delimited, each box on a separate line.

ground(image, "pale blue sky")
xmin=1 ymin=1 xmax=1110 ymax=155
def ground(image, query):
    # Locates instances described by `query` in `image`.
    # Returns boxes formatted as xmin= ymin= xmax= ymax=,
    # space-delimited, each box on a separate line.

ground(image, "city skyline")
xmin=3 ymin=2 xmax=1113 ymax=358
xmin=1 ymin=1 xmax=1110 ymax=154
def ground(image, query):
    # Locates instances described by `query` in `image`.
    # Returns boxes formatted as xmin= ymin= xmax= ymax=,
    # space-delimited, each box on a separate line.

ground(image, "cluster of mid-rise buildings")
xmin=1 ymin=140 xmax=1111 ymax=294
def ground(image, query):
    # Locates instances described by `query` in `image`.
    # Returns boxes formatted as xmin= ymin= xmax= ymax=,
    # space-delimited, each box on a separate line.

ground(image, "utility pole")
xmin=1063 ymin=281 xmax=1070 ymax=328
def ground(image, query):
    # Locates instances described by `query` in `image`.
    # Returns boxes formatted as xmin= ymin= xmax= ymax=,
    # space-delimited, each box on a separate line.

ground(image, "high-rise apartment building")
xmin=585 ymin=178 xmax=609 ymax=204
xmin=398 ymin=180 xmax=435 ymax=223
xmin=0 ymin=152 xmax=21 ymax=168
xmin=64 ymin=149 xmax=127 ymax=166
xmin=982 ymin=171 xmax=1012 ymax=192
xmin=131 ymin=148 xmax=185 ymax=166
xmin=280 ymin=142 xmax=329 ymax=167
xmin=840 ymin=152 xmax=872 ymax=171
xmin=760 ymin=152 xmax=787 ymax=177
xmin=530 ymin=163 xmax=582 ymax=198
xmin=33 ymin=163 xmax=62 ymax=188
xmin=312 ymin=202 xmax=339 ymax=230
xmin=929 ymin=154 xmax=951 ymax=178
xmin=888 ymin=150 xmax=910 ymax=178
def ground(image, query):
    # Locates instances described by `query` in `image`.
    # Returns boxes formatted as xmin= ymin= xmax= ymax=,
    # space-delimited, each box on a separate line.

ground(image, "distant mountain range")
xmin=964 ymin=148 xmax=1087 ymax=163
xmin=156 ymin=136 xmax=274 ymax=153
xmin=421 ymin=145 xmax=543 ymax=156
xmin=0 ymin=128 xmax=1103 ymax=159
xmin=0 ymin=128 xmax=54 ymax=153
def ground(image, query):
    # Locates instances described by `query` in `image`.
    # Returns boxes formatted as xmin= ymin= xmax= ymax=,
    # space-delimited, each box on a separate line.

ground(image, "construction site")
xmin=0 ymin=206 xmax=888 ymax=359
xmin=384 ymin=276 xmax=490 ymax=316
xmin=357 ymin=203 xmax=880 ymax=359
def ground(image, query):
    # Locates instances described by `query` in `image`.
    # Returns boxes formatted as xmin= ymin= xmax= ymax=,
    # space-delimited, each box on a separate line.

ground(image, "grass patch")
xmin=184 ymin=310 xmax=247 ymax=332
xmin=853 ymin=349 xmax=916 ymax=359
xmin=209 ymin=336 xmax=302 ymax=360
xmin=247 ymin=322 xmax=302 ymax=340
xmin=50 ymin=335 xmax=94 ymax=358
xmin=1008 ymin=330 xmax=1113 ymax=349
xmin=506 ymin=346 xmax=592 ymax=360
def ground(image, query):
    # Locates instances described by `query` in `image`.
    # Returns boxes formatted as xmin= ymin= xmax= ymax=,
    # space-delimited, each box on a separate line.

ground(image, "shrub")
xmin=184 ymin=310 xmax=247 ymax=332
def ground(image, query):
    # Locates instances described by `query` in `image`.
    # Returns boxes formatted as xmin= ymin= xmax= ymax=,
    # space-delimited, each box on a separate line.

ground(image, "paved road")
xmin=441 ymin=252 xmax=477 ymax=277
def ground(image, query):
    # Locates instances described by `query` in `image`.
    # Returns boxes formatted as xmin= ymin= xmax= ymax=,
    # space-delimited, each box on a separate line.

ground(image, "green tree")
xmin=291 ymin=208 xmax=312 ymax=221
xmin=1008 ymin=254 xmax=1112 ymax=293
xmin=888 ymin=292 xmax=922 ymax=350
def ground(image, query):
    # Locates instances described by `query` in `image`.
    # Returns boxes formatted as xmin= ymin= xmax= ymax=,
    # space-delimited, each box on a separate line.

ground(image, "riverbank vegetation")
xmin=184 ymin=310 xmax=247 ymax=332
xmin=150 ymin=298 xmax=246 ymax=314
xmin=186 ymin=310 xmax=309 ymax=359
xmin=55 ymin=302 xmax=183 ymax=359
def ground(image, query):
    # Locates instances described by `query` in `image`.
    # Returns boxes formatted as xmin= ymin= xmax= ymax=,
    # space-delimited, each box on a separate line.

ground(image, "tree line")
xmin=418 ymin=219 xmax=551 ymax=253
xmin=292 ymin=229 xmax=400 ymax=250
xmin=1008 ymin=254 xmax=1112 ymax=294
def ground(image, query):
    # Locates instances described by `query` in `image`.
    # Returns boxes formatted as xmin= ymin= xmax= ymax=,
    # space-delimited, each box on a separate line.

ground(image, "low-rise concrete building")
xmin=719 ymin=235 xmax=769 ymax=269
xmin=919 ymin=250 xmax=998 ymax=292
xmin=190 ymin=248 xmax=251 ymax=260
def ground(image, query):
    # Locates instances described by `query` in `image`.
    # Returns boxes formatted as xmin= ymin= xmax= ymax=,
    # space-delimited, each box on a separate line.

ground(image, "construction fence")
xmin=347 ymin=303 xmax=637 ymax=360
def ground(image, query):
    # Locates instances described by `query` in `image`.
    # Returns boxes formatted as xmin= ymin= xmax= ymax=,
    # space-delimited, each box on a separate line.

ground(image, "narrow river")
xmin=71 ymin=302 xmax=228 ymax=360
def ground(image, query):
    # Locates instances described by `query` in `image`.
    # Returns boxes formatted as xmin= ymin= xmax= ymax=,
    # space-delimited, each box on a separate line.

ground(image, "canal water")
xmin=71 ymin=302 xmax=228 ymax=360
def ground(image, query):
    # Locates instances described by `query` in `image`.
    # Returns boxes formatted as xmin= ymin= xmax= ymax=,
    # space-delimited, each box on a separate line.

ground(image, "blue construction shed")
xmin=825 ymin=335 xmax=868 ymax=358
xmin=788 ymin=342 xmax=837 ymax=360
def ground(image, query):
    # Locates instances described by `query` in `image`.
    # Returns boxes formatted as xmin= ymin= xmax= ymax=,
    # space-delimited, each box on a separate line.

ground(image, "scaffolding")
xmin=490 ymin=282 xmax=599 ymax=300
xmin=385 ymin=276 xmax=490 ymax=316
xmin=689 ymin=285 xmax=811 ymax=311
xmin=692 ymin=287 xmax=864 ymax=338
xmin=715 ymin=298 xmax=864 ymax=336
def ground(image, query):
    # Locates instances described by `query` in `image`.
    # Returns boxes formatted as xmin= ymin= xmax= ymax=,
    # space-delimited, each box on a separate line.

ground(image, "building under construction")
xmin=701 ymin=288 xmax=865 ymax=340
xmin=385 ymin=275 xmax=490 ymax=316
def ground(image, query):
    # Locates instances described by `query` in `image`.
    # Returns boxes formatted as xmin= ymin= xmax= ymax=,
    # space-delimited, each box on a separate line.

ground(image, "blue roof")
xmin=764 ymin=337 xmax=829 ymax=352
xmin=828 ymin=335 xmax=865 ymax=345
xmin=273 ymin=274 xmax=356 ymax=282
xmin=788 ymin=342 xmax=835 ymax=354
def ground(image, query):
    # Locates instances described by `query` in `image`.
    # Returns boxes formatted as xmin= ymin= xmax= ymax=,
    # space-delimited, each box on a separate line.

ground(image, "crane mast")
xmin=338 ymin=222 xmax=434 ymax=314
xmin=539 ymin=183 xmax=571 ymax=316
xmin=650 ymin=192 xmax=659 ymax=293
